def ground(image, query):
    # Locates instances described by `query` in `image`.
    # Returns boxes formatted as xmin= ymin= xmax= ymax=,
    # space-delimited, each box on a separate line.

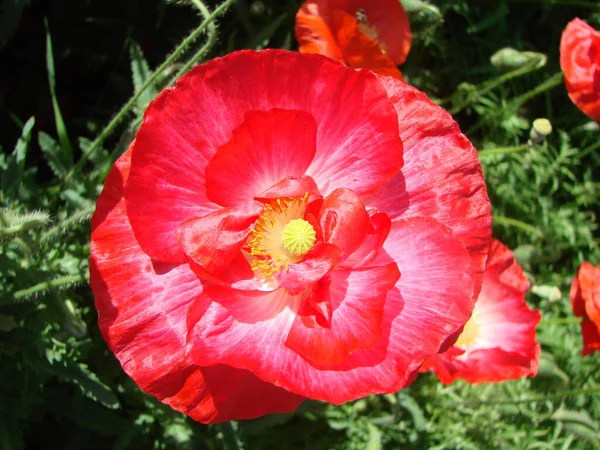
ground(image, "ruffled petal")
xmin=256 ymin=175 xmax=321 ymax=201
xmin=340 ymin=212 xmax=391 ymax=269
xmin=125 ymin=50 xmax=402 ymax=262
xmin=285 ymin=263 xmax=400 ymax=366
xmin=331 ymin=9 xmax=404 ymax=79
xmin=296 ymin=1 xmax=345 ymax=63
xmin=364 ymin=77 xmax=492 ymax=299
xmin=90 ymin=147 xmax=304 ymax=424
xmin=176 ymin=202 xmax=263 ymax=281
xmin=318 ymin=188 xmax=370 ymax=258
xmin=570 ymin=261 xmax=600 ymax=355
xmin=276 ymin=243 xmax=341 ymax=295
xmin=560 ymin=18 xmax=600 ymax=121
xmin=295 ymin=0 xmax=412 ymax=66
xmin=205 ymin=109 xmax=317 ymax=207
xmin=189 ymin=216 xmax=473 ymax=403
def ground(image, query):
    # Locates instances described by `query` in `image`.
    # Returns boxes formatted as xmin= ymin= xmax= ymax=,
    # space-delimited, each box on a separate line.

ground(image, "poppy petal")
xmin=318 ymin=188 xmax=370 ymax=258
xmin=296 ymin=1 xmax=345 ymax=63
xmin=570 ymin=261 xmax=600 ymax=355
xmin=364 ymin=77 xmax=492 ymax=299
xmin=125 ymin=50 xmax=403 ymax=263
xmin=423 ymin=239 xmax=541 ymax=384
xmin=275 ymin=243 xmax=341 ymax=295
xmin=295 ymin=0 xmax=412 ymax=66
xmin=176 ymin=202 xmax=263 ymax=281
xmin=285 ymin=263 xmax=400 ymax=366
xmin=189 ymin=216 xmax=473 ymax=403
xmin=90 ymin=147 xmax=303 ymax=424
xmin=560 ymin=18 xmax=600 ymax=121
xmin=331 ymin=8 xmax=404 ymax=80
xmin=205 ymin=108 xmax=318 ymax=207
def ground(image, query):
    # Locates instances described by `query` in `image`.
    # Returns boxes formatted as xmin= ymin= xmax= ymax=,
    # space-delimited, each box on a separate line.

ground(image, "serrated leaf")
xmin=39 ymin=131 xmax=68 ymax=178
xmin=365 ymin=423 xmax=383 ymax=450
xmin=2 ymin=116 xmax=34 ymax=197
xmin=552 ymin=408 xmax=599 ymax=442
xmin=56 ymin=361 xmax=120 ymax=409
xmin=129 ymin=40 xmax=157 ymax=114
xmin=398 ymin=391 xmax=427 ymax=432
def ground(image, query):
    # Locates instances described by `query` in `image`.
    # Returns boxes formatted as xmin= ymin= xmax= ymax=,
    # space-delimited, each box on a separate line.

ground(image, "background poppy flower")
xmin=295 ymin=0 xmax=412 ymax=79
xmin=90 ymin=50 xmax=491 ymax=422
xmin=569 ymin=262 xmax=600 ymax=355
xmin=421 ymin=239 xmax=541 ymax=384
xmin=560 ymin=18 xmax=600 ymax=121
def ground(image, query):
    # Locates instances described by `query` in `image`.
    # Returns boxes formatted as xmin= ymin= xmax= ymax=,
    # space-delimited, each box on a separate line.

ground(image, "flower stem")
xmin=13 ymin=273 xmax=88 ymax=301
xmin=493 ymin=215 xmax=544 ymax=238
xmin=542 ymin=317 xmax=582 ymax=325
xmin=446 ymin=61 xmax=544 ymax=114
xmin=509 ymin=71 xmax=564 ymax=109
xmin=169 ymin=0 xmax=221 ymax=83
xmin=576 ymin=139 xmax=600 ymax=161
xmin=478 ymin=144 xmax=530 ymax=158
xmin=63 ymin=0 xmax=235 ymax=185
xmin=466 ymin=71 xmax=563 ymax=136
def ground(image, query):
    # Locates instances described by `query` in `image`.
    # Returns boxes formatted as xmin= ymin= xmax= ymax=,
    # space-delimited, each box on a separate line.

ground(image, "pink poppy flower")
xmin=90 ymin=50 xmax=492 ymax=422
xmin=421 ymin=239 xmax=541 ymax=384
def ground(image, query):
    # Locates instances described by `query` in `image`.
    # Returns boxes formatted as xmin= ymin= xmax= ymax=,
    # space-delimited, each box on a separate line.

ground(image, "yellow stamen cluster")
xmin=454 ymin=313 xmax=480 ymax=348
xmin=247 ymin=195 xmax=315 ymax=279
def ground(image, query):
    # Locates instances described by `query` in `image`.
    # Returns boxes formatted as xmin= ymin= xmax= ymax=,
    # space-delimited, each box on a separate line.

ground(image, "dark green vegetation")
xmin=1 ymin=0 xmax=600 ymax=448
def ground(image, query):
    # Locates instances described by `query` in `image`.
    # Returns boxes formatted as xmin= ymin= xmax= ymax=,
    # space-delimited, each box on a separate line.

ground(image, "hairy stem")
xmin=14 ymin=273 xmax=89 ymax=301
xmin=479 ymin=144 xmax=530 ymax=158
xmin=63 ymin=0 xmax=235 ymax=184
xmin=493 ymin=215 xmax=544 ymax=238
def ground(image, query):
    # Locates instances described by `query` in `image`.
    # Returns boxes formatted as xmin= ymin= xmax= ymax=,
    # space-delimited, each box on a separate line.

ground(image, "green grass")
xmin=1 ymin=0 xmax=600 ymax=448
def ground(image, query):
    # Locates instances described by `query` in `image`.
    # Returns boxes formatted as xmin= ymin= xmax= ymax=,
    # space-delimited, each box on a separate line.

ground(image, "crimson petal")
xmin=205 ymin=109 xmax=318 ymax=207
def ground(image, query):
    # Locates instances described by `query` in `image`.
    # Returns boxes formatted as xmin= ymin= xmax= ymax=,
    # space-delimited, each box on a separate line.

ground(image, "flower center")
xmin=355 ymin=8 xmax=388 ymax=55
xmin=454 ymin=313 xmax=480 ymax=348
xmin=247 ymin=195 xmax=312 ymax=279
xmin=281 ymin=219 xmax=316 ymax=257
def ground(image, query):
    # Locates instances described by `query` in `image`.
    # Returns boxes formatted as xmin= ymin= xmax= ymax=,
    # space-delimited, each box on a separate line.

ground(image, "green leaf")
xmin=1 ymin=116 xmax=34 ymax=198
xmin=66 ymin=363 xmax=120 ymax=409
xmin=398 ymin=391 xmax=427 ymax=432
xmin=45 ymin=18 xmax=73 ymax=167
xmin=129 ymin=40 xmax=158 ymax=114
xmin=39 ymin=131 xmax=68 ymax=178
xmin=365 ymin=423 xmax=383 ymax=450
xmin=552 ymin=408 xmax=600 ymax=442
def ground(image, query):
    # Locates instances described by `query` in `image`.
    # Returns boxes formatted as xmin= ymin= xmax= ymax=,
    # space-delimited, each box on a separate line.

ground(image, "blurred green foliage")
xmin=1 ymin=0 xmax=600 ymax=448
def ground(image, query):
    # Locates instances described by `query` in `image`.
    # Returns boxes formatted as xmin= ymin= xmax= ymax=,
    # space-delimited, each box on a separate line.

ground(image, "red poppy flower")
xmin=560 ymin=18 xmax=600 ymax=121
xmin=421 ymin=239 xmax=541 ymax=384
xmin=295 ymin=0 xmax=411 ymax=79
xmin=90 ymin=50 xmax=492 ymax=423
xmin=569 ymin=262 xmax=600 ymax=355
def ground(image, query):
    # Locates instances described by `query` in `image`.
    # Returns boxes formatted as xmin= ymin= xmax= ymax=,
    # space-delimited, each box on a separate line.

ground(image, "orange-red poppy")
xmin=570 ymin=262 xmax=600 ymax=355
xmin=559 ymin=18 xmax=600 ymax=121
xmin=295 ymin=0 xmax=412 ymax=79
